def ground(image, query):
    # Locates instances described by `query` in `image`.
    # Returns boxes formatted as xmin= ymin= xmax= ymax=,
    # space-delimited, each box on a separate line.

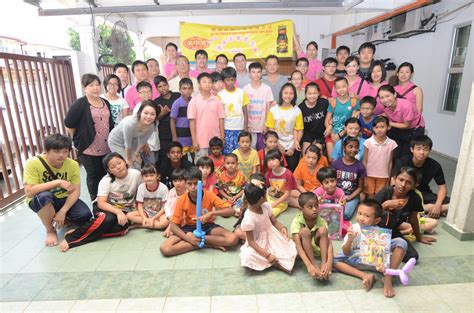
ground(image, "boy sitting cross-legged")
xmin=160 ymin=167 xmax=238 ymax=256
xmin=333 ymin=199 xmax=407 ymax=298
xmin=291 ymin=192 xmax=334 ymax=280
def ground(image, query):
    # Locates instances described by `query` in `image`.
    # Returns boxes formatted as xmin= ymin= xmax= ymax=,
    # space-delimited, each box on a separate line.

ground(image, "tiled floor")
xmin=1 ymin=283 xmax=473 ymax=312
xmin=1 ymin=154 xmax=473 ymax=312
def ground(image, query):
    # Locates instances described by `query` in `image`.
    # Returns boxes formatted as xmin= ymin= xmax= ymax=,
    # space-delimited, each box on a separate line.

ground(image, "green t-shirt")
xmin=290 ymin=212 xmax=327 ymax=235
xmin=23 ymin=156 xmax=81 ymax=204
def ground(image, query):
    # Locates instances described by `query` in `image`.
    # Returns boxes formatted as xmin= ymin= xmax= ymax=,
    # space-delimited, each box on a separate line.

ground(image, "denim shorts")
xmin=334 ymin=237 xmax=408 ymax=267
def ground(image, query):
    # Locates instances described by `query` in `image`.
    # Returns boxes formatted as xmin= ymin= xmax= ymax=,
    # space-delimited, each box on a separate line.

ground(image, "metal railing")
xmin=98 ymin=63 xmax=114 ymax=81
xmin=0 ymin=53 xmax=76 ymax=210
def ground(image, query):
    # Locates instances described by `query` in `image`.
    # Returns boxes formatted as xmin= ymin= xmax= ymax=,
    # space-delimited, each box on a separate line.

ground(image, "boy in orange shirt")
xmin=160 ymin=167 xmax=238 ymax=256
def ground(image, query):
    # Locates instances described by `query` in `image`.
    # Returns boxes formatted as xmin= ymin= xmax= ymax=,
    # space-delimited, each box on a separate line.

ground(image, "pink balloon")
xmin=384 ymin=257 xmax=416 ymax=285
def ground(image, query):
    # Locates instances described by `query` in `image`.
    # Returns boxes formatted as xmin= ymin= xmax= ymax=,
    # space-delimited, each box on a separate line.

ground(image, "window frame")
xmin=441 ymin=22 xmax=471 ymax=114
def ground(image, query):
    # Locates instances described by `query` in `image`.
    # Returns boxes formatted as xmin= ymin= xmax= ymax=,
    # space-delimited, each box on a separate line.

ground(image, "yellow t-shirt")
xmin=23 ymin=156 xmax=81 ymax=204
xmin=265 ymin=105 xmax=304 ymax=150
xmin=232 ymin=148 xmax=260 ymax=181
xmin=218 ymin=87 xmax=250 ymax=130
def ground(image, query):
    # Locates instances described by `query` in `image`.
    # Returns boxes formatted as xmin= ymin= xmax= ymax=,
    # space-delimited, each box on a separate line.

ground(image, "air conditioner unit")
xmin=366 ymin=20 xmax=393 ymax=45
xmin=389 ymin=6 xmax=434 ymax=39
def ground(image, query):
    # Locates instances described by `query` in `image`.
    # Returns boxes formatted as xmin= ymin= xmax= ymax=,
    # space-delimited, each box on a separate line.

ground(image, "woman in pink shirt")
xmin=378 ymin=85 xmax=425 ymax=159
xmin=164 ymin=42 xmax=179 ymax=80
xmin=294 ymin=33 xmax=322 ymax=81
xmin=394 ymin=62 xmax=424 ymax=113
xmin=331 ymin=56 xmax=371 ymax=100
xmin=366 ymin=60 xmax=389 ymax=115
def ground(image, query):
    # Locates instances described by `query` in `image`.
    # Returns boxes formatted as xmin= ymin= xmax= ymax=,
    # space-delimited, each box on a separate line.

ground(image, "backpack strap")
xmin=321 ymin=78 xmax=332 ymax=95
xmin=330 ymin=98 xmax=337 ymax=111
xmin=399 ymin=84 xmax=417 ymax=98
xmin=356 ymin=78 xmax=365 ymax=96
xmin=36 ymin=155 xmax=58 ymax=181
xmin=350 ymin=97 xmax=357 ymax=108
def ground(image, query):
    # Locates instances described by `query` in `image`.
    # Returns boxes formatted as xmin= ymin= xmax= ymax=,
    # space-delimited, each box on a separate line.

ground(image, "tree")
xmin=67 ymin=27 xmax=81 ymax=51
xmin=98 ymin=24 xmax=136 ymax=65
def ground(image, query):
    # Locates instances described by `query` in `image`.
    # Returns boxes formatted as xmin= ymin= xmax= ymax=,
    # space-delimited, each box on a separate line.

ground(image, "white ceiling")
xmin=33 ymin=0 xmax=417 ymax=16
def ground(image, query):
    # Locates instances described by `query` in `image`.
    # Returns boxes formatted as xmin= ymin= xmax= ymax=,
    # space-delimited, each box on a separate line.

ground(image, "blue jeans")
xmin=344 ymin=197 xmax=359 ymax=221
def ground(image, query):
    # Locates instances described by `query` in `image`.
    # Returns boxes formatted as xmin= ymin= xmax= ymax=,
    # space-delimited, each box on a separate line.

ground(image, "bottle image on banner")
xmin=276 ymin=26 xmax=288 ymax=54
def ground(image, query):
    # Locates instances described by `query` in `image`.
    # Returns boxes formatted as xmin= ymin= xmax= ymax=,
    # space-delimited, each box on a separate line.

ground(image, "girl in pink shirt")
xmin=394 ymin=62 xmax=424 ymax=113
xmin=366 ymin=60 xmax=389 ymax=115
xmin=331 ymin=56 xmax=371 ymax=100
xmin=378 ymin=85 xmax=425 ymax=159
xmin=363 ymin=116 xmax=398 ymax=198
xmin=294 ymin=34 xmax=322 ymax=81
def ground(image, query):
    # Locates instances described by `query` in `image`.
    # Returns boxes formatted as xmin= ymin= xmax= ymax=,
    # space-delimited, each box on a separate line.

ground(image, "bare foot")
xmin=383 ymin=276 xmax=396 ymax=298
xmin=58 ymin=229 xmax=75 ymax=252
xmin=45 ymin=231 xmax=58 ymax=246
xmin=59 ymin=239 xmax=70 ymax=252
xmin=362 ymin=273 xmax=375 ymax=291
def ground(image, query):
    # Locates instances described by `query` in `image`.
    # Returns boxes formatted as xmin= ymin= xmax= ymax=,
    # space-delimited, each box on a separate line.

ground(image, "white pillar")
xmin=74 ymin=16 xmax=99 ymax=75
xmin=443 ymin=82 xmax=474 ymax=241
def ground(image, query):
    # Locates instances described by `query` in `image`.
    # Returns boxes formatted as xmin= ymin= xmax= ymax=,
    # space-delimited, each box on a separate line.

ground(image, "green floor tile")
xmin=34 ymin=272 xmax=94 ymax=301
xmin=252 ymin=267 xmax=301 ymax=294
xmin=134 ymin=249 xmax=176 ymax=271
xmin=108 ymin=231 xmax=150 ymax=251
xmin=167 ymin=269 xmax=212 ymax=297
xmin=79 ymin=271 xmax=134 ymax=300
xmin=432 ymin=239 xmax=474 ymax=257
xmin=96 ymin=249 xmax=144 ymax=271
xmin=124 ymin=270 xmax=173 ymax=298
xmin=0 ymin=274 xmax=15 ymax=289
xmin=412 ymin=256 xmax=474 ymax=285
xmin=411 ymin=242 xmax=438 ymax=258
xmin=0 ymin=273 xmax=54 ymax=301
xmin=174 ymin=248 xmax=214 ymax=270
xmin=211 ymin=267 xmax=256 ymax=296
xmin=20 ymin=249 xmax=73 ymax=273
xmin=57 ymin=251 xmax=107 ymax=272
xmin=211 ymin=249 xmax=241 ymax=268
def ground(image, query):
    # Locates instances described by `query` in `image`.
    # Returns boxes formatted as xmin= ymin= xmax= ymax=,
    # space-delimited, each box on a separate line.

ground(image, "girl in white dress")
xmin=240 ymin=174 xmax=297 ymax=273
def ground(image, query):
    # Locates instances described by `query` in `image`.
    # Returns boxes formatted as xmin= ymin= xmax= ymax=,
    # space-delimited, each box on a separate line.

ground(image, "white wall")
xmin=373 ymin=1 xmax=473 ymax=158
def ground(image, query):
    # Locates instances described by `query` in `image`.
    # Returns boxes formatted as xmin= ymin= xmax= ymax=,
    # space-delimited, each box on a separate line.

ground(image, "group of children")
xmin=58 ymin=39 xmax=451 ymax=299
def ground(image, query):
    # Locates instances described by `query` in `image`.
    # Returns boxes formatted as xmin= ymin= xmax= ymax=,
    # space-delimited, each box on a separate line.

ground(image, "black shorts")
xmin=421 ymin=191 xmax=450 ymax=205
xmin=181 ymin=223 xmax=221 ymax=235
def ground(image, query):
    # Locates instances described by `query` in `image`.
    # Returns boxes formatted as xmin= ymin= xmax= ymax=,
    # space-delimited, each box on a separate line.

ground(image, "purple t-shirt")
xmin=331 ymin=158 xmax=366 ymax=195
xmin=170 ymin=96 xmax=192 ymax=147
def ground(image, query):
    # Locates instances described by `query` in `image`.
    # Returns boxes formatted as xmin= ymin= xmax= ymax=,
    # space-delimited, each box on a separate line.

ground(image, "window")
xmin=443 ymin=24 xmax=471 ymax=112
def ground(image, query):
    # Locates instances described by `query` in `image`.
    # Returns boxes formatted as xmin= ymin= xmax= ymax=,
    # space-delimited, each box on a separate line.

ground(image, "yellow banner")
xmin=179 ymin=20 xmax=294 ymax=60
